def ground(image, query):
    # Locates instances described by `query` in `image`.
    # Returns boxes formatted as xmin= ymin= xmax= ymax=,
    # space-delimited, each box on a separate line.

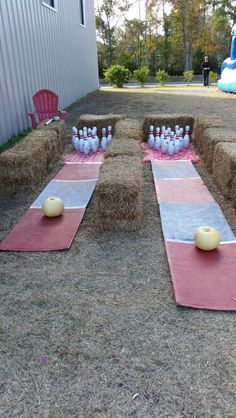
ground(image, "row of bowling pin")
xmin=147 ymin=125 xmax=191 ymax=155
xmin=71 ymin=126 xmax=113 ymax=154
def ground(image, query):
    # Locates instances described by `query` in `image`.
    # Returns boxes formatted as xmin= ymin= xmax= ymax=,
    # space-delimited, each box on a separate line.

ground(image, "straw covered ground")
xmin=0 ymin=84 xmax=236 ymax=418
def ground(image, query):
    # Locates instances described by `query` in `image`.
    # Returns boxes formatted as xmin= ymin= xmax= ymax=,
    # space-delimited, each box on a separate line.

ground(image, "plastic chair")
xmin=28 ymin=89 xmax=67 ymax=129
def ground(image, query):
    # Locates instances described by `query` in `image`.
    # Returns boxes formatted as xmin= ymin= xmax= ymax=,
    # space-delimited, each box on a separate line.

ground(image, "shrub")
xmin=209 ymin=71 xmax=218 ymax=84
xmin=133 ymin=66 xmax=150 ymax=87
xmin=183 ymin=70 xmax=194 ymax=85
xmin=156 ymin=69 xmax=169 ymax=86
xmin=104 ymin=65 xmax=130 ymax=88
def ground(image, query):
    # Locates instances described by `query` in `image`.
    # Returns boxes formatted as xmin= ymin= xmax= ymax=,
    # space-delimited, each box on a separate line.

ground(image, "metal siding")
xmin=0 ymin=0 xmax=98 ymax=145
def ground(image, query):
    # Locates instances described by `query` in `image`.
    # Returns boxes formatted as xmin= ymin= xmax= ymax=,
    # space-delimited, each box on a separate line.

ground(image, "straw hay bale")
xmin=143 ymin=114 xmax=195 ymax=142
xmin=212 ymin=143 xmax=236 ymax=198
xmin=230 ymin=177 xmax=236 ymax=208
xmin=114 ymin=118 xmax=143 ymax=141
xmin=105 ymin=138 xmax=142 ymax=159
xmin=193 ymin=116 xmax=226 ymax=152
xmin=0 ymin=128 xmax=62 ymax=193
xmin=76 ymin=113 xmax=124 ymax=138
xmin=94 ymin=156 xmax=144 ymax=231
xmin=37 ymin=119 xmax=66 ymax=152
xmin=96 ymin=216 xmax=143 ymax=232
xmin=201 ymin=128 xmax=236 ymax=172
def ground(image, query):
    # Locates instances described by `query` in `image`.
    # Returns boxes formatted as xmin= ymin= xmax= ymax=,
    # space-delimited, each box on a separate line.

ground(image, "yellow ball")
xmin=42 ymin=197 xmax=64 ymax=217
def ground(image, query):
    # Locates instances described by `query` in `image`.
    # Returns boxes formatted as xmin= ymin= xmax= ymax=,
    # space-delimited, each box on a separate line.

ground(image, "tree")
xmin=95 ymin=0 xmax=131 ymax=68
xmin=170 ymin=0 xmax=203 ymax=71
xmin=115 ymin=18 xmax=147 ymax=70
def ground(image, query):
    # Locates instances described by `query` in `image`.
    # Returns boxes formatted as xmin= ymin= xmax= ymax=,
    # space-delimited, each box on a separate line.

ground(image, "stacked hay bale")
xmin=94 ymin=117 xmax=144 ymax=231
xmin=199 ymin=128 xmax=236 ymax=172
xmin=76 ymin=113 xmax=124 ymax=138
xmin=114 ymin=118 xmax=143 ymax=141
xmin=193 ymin=116 xmax=236 ymax=208
xmin=37 ymin=119 xmax=66 ymax=153
xmin=142 ymin=114 xmax=195 ymax=142
xmin=0 ymin=122 xmax=66 ymax=194
xmin=193 ymin=116 xmax=226 ymax=152
xmin=230 ymin=177 xmax=236 ymax=208
xmin=213 ymin=143 xmax=236 ymax=199
xmin=94 ymin=156 xmax=144 ymax=231
xmin=105 ymin=138 xmax=142 ymax=159
xmin=105 ymin=118 xmax=143 ymax=159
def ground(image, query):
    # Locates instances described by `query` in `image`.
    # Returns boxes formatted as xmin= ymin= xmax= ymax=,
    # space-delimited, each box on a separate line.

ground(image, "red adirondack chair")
xmin=28 ymin=89 xmax=67 ymax=129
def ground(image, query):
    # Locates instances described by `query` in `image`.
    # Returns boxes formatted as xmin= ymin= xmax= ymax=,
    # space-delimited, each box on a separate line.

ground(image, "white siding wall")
xmin=0 ymin=0 xmax=99 ymax=145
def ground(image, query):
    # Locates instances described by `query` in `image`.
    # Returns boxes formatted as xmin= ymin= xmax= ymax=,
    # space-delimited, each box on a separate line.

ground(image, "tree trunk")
xmin=107 ymin=20 xmax=113 ymax=66
xmin=183 ymin=0 xmax=192 ymax=70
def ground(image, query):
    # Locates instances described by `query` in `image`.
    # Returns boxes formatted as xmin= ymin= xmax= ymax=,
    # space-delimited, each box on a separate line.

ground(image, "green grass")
xmin=0 ymin=128 xmax=32 ymax=154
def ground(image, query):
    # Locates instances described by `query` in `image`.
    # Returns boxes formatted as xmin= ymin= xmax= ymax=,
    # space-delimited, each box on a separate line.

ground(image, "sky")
xmin=126 ymin=0 xmax=147 ymax=20
xmin=95 ymin=1 xmax=171 ymax=22
xmin=96 ymin=1 xmax=150 ymax=21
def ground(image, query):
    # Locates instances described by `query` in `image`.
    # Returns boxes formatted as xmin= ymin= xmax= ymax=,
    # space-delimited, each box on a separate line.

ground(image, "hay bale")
xmin=96 ymin=216 xmax=143 ymax=232
xmin=37 ymin=119 xmax=66 ymax=152
xmin=142 ymin=114 xmax=195 ymax=142
xmin=0 ymin=129 xmax=61 ymax=193
xmin=0 ymin=132 xmax=48 ymax=193
xmin=114 ymin=118 xmax=143 ymax=141
xmin=212 ymin=143 xmax=236 ymax=198
xmin=201 ymin=128 xmax=236 ymax=172
xmin=28 ymin=129 xmax=63 ymax=171
xmin=105 ymin=138 xmax=142 ymax=159
xmin=231 ymin=177 xmax=236 ymax=208
xmin=193 ymin=116 xmax=226 ymax=151
xmin=76 ymin=113 xmax=125 ymax=138
xmin=94 ymin=156 xmax=144 ymax=231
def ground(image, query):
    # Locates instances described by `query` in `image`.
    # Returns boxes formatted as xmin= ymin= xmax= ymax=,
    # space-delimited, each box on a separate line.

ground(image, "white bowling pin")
xmin=168 ymin=140 xmax=175 ymax=156
xmin=87 ymin=128 xmax=93 ymax=147
xmin=161 ymin=138 xmax=168 ymax=154
xmin=79 ymin=129 xmax=84 ymax=153
xmin=174 ymin=132 xmax=180 ymax=154
xmin=91 ymin=130 xmax=98 ymax=153
xmin=73 ymin=136 xmax=80 ymax=152
xmin=107 ymin=125 xmax=113 ymax=144
xmin=83 ymin=131 xmax=90 ymax=155
xmin=160 ymin=125 xmax=165 ymax=141
xmin=101 ymin=128 xmax=108 ymax=151
xmin=93 ymin=127 xmax=99 ymax=148
xmin=183 ymin=125 xmax=190 ymax=148
xmin=175 ymin=125 xmax=179 ymax=133
xmin=154 ymin=128 xmax=161 ymax=150
xmin=177 ymin=130 xmax=183 ymax=151
xmin=148 ymin=125 xmax=155 ymax=148
xmin=71 ymin=126 xmax=78 ymax=149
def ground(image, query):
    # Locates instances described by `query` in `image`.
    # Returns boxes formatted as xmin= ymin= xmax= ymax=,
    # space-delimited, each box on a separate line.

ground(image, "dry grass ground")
xmin=0 ymin=85 xmax=236 ymax=418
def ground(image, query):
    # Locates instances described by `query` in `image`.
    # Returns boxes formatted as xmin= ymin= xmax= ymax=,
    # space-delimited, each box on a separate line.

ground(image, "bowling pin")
xmin=154 ymin=127 xmax=161 ymax=150
xmin=79 ymin=129 xmax=84 ymax=153
xmin=93 ymin=127 xmax=100 ymax=148
xmin=101 ymin=128 xmax=108 ymax=151
xmin=148 ymin=125 xmax=155 ymax=148
xmin=107 ymin=125 xmax=113 ymax=144
xmin=83 ymin=131 xmax=90 ymax=155
xmin=87 ymin=128 xmax=93 ymax=147
xmin=168 ymin=139 xmax=175 ymax=156
xmin=91 ymin=129 xmax=98 ymax=153
xmin=71 ymin=126 xmax=78 ymax=149
xmin=183 ymin=125 xmax=190 ymax=148
xmin=174 ymin=131 xmax=180 ymax=154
